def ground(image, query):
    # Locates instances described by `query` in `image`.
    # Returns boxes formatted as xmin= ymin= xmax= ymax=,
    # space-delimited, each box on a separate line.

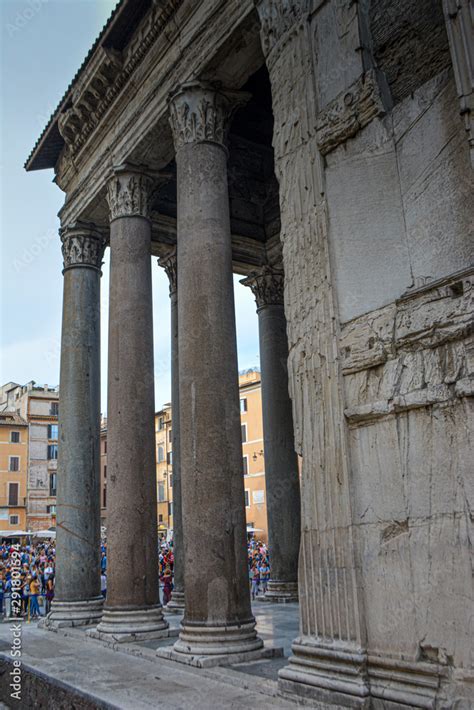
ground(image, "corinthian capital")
xmin=158 ymin=248 xmax=177 ymax=295
xmin=106 ymin=163 xmax=155 ymax=221
xmin=168 ymin=82 xmax=250 ymax=152
xmin=60 ymin=222 xmax=106 ymax=273
xmin=241 ymin=265 xmax=285 ymax=310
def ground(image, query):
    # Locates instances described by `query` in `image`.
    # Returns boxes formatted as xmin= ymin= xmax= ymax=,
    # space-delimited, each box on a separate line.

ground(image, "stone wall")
xmin=258 ymin=0 xmax=473 ymax=706
xmin=369 ymin=0 xmax=451 ymax=104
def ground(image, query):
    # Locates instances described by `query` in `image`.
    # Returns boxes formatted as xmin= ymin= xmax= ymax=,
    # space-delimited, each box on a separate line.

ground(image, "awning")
xmin=32 ymin=530 xmax=56 ymax=538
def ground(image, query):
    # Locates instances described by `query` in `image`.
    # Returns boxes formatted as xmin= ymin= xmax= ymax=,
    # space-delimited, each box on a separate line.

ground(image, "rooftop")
xmin=0 ymin=412 xmax=28 ymax=427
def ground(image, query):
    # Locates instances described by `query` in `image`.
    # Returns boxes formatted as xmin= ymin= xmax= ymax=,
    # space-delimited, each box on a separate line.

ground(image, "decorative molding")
xmin=240 ymin=265 xmax=284 ymax=309
xmin=168 ymin=82 xmax=250 ymax=152
xmin=56 ymin=1 xmax=183 ymax=160
xmin=106 ymin=164 xmax=155 ymax=221
xmin=443 ymin=0 xmax=474 ymax=168
xmin=60 ymin=222 xmax=106 ymax=273
xmin=316 ymin=70 xmax=386 ymax=156
xmin=255 ymin=0 xmax=309 ymax=63
xmin=158 ymin=249 xmax=177 ymax=295
xmin=57 ymin=48 xmax=123 ymax=153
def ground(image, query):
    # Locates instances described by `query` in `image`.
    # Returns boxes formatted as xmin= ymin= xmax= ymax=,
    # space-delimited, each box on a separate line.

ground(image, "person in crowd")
xmin=161 ymin=565 xmax=173 ymax=606
xmin=45 ymin=574 xmax=55 ymax=614
xmin=29 ymin=573 xmax=41 ymax=619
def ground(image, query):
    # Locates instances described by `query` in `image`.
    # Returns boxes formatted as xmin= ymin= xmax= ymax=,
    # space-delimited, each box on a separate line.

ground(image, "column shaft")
xmin=166 ymin=83 xmax=263 ymax=661
xmin=95 ymin=166 xmax=168 ymax=641
xmin=258 ymin=303 xmax=300 ymax=599
xmin=158 ymin=251 xmax=185 ymax=612
xmin=169 ymin=287 xmax=184 ymax=607
xmin=49 ymin=223 xmax=105 ymax=627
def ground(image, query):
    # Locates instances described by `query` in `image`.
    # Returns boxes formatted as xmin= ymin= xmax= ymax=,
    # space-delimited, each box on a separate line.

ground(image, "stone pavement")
xmin=0 ymin=603 xmax=303 ymax=709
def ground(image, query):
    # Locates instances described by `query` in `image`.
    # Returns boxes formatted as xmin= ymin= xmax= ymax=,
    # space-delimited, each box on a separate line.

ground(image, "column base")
xmin=89 ymin=604 xmax=170 ymax=643
xmin=157 ymin=619 xmax=273 ymax=668
xmin=259 ymin=580 xmax=298 ymax=603
xmin=165 ymin=590 xmax=185 ymax=614
xmin=278 ymin=637 xmax=370 ymax=708
xmin=40 ymin=597 xmax=104 ymax=629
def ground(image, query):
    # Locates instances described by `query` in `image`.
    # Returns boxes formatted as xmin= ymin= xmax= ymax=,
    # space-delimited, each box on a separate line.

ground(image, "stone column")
xmin=47 ymin=222 xmax=106 ymax=628
xmin=241 ymin=266 xmax=300 ymax=602
xmin=162 ymin=82 xmax=264 ymax=665
xmin=94 ymin=164 xmax=169 ymax=641
xmin=158 ymin=249 xmax=185 ymax=613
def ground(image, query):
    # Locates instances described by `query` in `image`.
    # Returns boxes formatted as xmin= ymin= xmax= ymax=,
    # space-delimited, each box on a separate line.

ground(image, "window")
xmin=240 ymin=398 xmax=247 ymax=413
xmin=48 ymin=424 xmax=59 ymax=439
xmin=102 ymin=486 xmax=107 ymax=508
xmin=244 ymin=489 xmax=250 ymax=508
xmin=9 ymin=457 xmax=19 ymax=472
xmin=168 ymin=502 xmax=173 ymax=517
xmin=253 ymin=490 xmax=265 ymax=505
xmin=158 ymin=482 xmax=166 ymax=502
xmin=10 ymin=431 xmax=20 ymax=443
xmin=242 ymin=456 xmax=248 ymax=476
xmin=157 ymin=446 xmax=165 ymax=463
xmin=167 ymin=451 xmax=173 ymax=465
xmin=158 ymin=417 xmax=165 ymax=431
xmin=47 ymin=505 xmax=56 ymax=515
xmin=158 ymin=514 xmax=163 ymax=523
xmin=9 ymin=515 xmax=19 ymax=526
xmin=50 ymin=402 xmax=59 ymax=416
xmin=104 ymin=465 xmax=107 ymax=479
xmin=47 ymin=444 xmax=58 ymax=460
xmin=169 ymin=474 xmax=173 ymax=488
xmin=49 ymin=473 xmax=57 ymax=497
xmin=104 ymin=440 xmax=107 ymax=454
xmin=168 ymin=429 xmax=172 ymax=443
xmin=241 ymin=424 xmax=247 ymax=443
xmin=8 ymin=483 xmax=19 ymax=507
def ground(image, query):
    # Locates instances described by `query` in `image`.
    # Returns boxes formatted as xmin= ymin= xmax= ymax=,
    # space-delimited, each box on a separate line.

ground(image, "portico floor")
xmin=0 ymin=603 xmax=303 ymax=709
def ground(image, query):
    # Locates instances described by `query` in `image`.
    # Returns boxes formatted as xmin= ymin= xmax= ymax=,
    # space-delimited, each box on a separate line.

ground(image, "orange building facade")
xmin=0 ymin=412 xmax=29 ymax=531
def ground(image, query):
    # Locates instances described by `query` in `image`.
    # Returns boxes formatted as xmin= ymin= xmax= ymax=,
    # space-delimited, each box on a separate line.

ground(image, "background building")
xmin=239 ymin=370 xmax=267 ymax=540
xmin=98 ymin=369 xmax=270 ymax=542
xmin=100 ymin=417 xmax=107 ymax=529
xmin=0 ymin=381 xmax=59 ymax=531
xmin=155 ymin=405 xmax=173 ymax=539
xmin=0 ymin=411 xmax=28 ymax=531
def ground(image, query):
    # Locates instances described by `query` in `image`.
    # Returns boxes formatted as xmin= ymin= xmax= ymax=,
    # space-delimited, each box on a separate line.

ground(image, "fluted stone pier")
xmin=242 ymin=266 xmax=301 ymax=603
xmin=157 ymin=82 xmax=269 ymax=667
xmin=158 ymin=250 xmax=185 ymax=614
xmin=46 ymin=222 xmax=106 ymax=628
xmin=93 ymin=165 xmax=169 ymax=642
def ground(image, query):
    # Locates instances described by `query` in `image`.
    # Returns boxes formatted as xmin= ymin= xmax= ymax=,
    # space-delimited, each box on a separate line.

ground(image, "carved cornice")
xmin=316 ymin=70 xmax=386 ymax=156
xmin=168 ymin=82 xmax=250 ymax=152
xmin=56 ymin=1 xmax=183 ymax=161
xmin=106 ymin=164 xmax=155 ymax=221
xmin=241 ymin=265 xmax=285 ymax=309
xmin=255 ymin=0 xmax=309 ymax=64
xmin=60 ymin=222 xmax=106 ymax=273
xmin=158 ymin=249 xmax=177 ymax=295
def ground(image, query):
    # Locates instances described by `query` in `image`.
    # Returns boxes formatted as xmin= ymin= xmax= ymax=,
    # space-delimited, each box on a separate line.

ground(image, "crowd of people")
xmin=0 ymin=536 xmax=271 ymax=617
xmin=0 ymin=541 xmax=56 ymax=619
xmin=248 ymin=539 xmax=270 ymax=599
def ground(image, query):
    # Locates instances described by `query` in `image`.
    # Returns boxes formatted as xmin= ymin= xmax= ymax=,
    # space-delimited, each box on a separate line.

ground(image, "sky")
xmin=0 ymin=0 xmax=260 ymax=412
